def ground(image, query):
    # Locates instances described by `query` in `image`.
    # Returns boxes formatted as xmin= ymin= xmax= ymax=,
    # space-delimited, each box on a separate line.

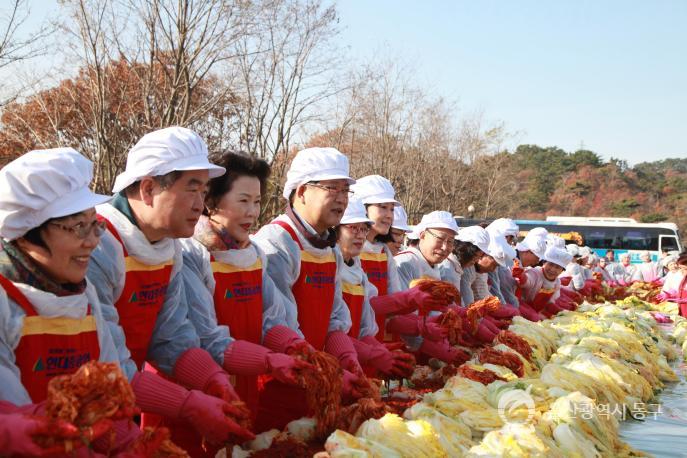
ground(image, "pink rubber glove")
xmin=385 ymin=314 xmax=448 ymax=341
xmin=475 ymin=320 xmax=498 ymax=343
xmin=511 ymin=265 xmax=526 ymax=285
xmin=131 ymin=371 xmax=254 ymax=445
xmin=174 ymin=347 xmax=239 ymax=402
xmin=90 ymin=419 xmax=140 ymax=455
xmin=325 ymin=330 xmax=363 ymax=375
xmin=263 ymin=325 xmax=307 ymax=354
xmin=370 ymin=286 xmax=445 ymax=316
xmin=352 ymin=337 xmax=415 ymax=377
xmin=181 ymin=391 xmax=255 ymax=444
xmin=419 ymin=339 xmax=470 ymax=365
xmin=0 ymin=413 xmax=80 ymax=456
xmin=341 ymin=370 xmax=366 ymax=402
xmin=224 ymin=340 xmax=312 ymax=386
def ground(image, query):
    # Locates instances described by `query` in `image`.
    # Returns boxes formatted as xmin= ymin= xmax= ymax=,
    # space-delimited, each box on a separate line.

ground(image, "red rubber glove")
xmin=475 ymin=320 xmax=498 ymax=344
xmin=352 ymin=337 xmax=415 ymax=378
xmin=263 ymin=325 xmax=308 ymax=354
xmin=386 ymin=314 xmax=448 ymax=341
xmin=325 ymin=331 xmax=363 ymax=375
xmin=180 ymin=390 xmax=255 ymax=445
xmin=224 ymin=340 xmax=312 ymax=387
xmin=204 ymin=371 xmax=240 ymax=403
xmin=419 ymin=339 xmax=470 ymax=365
xmin=512 ymin=265 xmax=526 ymax=285
xmin=0 ymin=413 xmax=80 ymax=456
xmin=341 ymin=370 xmax=367 ymax=402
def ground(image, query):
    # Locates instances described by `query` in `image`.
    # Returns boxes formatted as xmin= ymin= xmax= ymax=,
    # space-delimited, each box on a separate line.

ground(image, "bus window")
xmin=660 ymin=235 xmax=680 ymax=252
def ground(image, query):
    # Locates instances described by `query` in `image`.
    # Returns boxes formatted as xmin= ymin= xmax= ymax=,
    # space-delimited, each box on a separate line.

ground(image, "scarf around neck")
xmin=193 ymin=215 xmax=241 ymax=252
xmin=285 ymin=205 xmax=337 ymax=249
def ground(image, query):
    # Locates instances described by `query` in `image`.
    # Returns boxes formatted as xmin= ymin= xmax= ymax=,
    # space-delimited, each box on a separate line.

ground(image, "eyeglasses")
xmin=49 ymin=219 xmax=107 ymax=239
xmin=426 ymin=229 xmax=455 ymax=249
xmin=305 ymin=182 xmax=354 ymax=196
xmin=343 ymin=224 xmax=371 ymax=236
xmin=389 ymin=230 xmax=406 ymax=242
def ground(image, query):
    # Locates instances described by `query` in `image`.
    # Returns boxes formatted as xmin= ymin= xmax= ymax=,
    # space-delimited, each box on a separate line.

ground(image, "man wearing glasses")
xmin=252 ymin=147 xmax=366 ymax=431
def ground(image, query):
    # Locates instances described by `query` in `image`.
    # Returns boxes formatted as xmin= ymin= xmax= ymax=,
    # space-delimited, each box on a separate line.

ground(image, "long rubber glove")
xmin=0 ymin=413 xmax=80 ymax=456
xmin=174 ymin=347 xmax=240 ymax=403
xmin=419 ymin=339 xmax=470 ymax=365
xmin=352 ymin=337 xmax=415 ymax=377
xmin=131 ymin=371 xmax=254 ymax=445
xmin=370 ymin=287 xmax=443 ymax=316
xmin=224 ymin=340 xmax=312 ymax=386
xmin=325 ymin=330 xmax=363 ymax=375
xmin=386 ymin=314 xmax=448 ymax=341
xmin=263 ymin=325 xmax=308 ymax=354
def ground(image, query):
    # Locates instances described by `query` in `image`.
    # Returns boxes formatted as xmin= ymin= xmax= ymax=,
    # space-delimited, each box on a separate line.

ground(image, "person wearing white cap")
xmin=87 ymin=127 xmax=254 ymax=446
xmin=450 ymin=226 xmax=491 ymax=307
xmin=486 ymin=218 xmax=519 ymax=246
xmin=393 ymin=211 xmax=471 ymax=363
xmin=594 ymin=256 xmax=615 ymax=283
xmin=178 ymin=151 xmax=311 ymax=447
xmin=0 ymin=148 xmax=137 ymax=453
xmin=514 ymin=229 xmax=548 ymax=268
xmin=560 ymin=243 xmax=586 ymax=291
xmin=335 ymin=197 xmax=415 ymax=378
xmin=514 ymin=245 xmax=573 ymax=320
xmin=405 ymin=225 xmax=420 ymax=248
xmin=252 ymin=147 xmax=366 ymax=429
xmin=636 ymin=250 xmax=660 ymax=283
xmin=350 ymin=175 xmax=403 ymax=296
xmin=480 ymin=225 xmax=518 ymax=303
xmin=386 ymin=206 xmax=413 ymax=256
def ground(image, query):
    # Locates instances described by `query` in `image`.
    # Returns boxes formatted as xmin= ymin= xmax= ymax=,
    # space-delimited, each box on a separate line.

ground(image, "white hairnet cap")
xmin=486 ymin=233 xmax=517 ymax=267
xmin=282 ymin=147 xmax=354 ymax=199
xmin=112 ymin=126 xmax=225 ymax=193
xmin=566 ymin=244 xmax=580 ymax=257
xmin=640 ymin=250 xmax=651 ymax=261
xmin=486 ymin=218 xmax=519 ymax=238
xmin=543 ymin=246 xmax=573 ymax=269
xmin=406 ymin=225 xmax=420 ymax=240
xmin=515 ymin=231 xmax=548 ymax=260
xmin=546 ymin=234 xmax=566 ymax=249
xmin=391 ymin=206 xmax=412 ymax=232
xmin=340 ymin=197 xmax=373 ymax=225
xmin=0 ymin=148 xmax=111 ymax=240
xmin=416 ymin=211 xmax=459 ymax=235
xmin=578 ymin=246 xmax=592 ymax=258
xmin=456 ymin=226 xmax=491 ymax=254
xmin=350 ymin=175 xmax=400 ymax=206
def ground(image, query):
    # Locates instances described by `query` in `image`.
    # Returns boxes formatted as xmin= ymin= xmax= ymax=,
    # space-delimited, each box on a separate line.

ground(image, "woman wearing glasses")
xmin=335 ymin=197 xmax=415 ymax=378
xmin=0 ymin=148 xmax=136 ymax=454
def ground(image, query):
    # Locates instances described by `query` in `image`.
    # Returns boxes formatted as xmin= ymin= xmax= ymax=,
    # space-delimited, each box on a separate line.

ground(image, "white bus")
xmin=515 ymin=216 xmax=682 ymax=264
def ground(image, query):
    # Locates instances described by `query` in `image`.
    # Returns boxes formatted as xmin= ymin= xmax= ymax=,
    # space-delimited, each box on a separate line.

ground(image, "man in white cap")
xmin=636 ymin=250 xmax=660 ymax=283
xmin=454 ymin=226 xmax=491 ymax=307
xmin=88 ymin=127 xmax=254 ymax=446
xmin=393 ymin=211 xmax=469 ymax=364
xmin=476 ymin=227 xmax=517 ymax=303
xmin=560 ymin=244 xmax=587 ymax=291
xmin=0 ymin=148 xmax=138 ymax=454
xmin=335 ymin=197 xmax=415 ymax=379
xmin=486 ymin=218 xmax=519 ymax=246
xmin=516 ymin=245 xmax=573 ymax=320
xmin=252 ymin=147 xmax=366 ymax=430
xmin=502 ymin=228 xmax=548 ymax=308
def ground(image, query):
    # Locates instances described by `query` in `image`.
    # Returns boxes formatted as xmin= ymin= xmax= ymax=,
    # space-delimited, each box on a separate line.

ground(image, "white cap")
xmin=619 ymin=252 xmax=631 ymax=261
xmin=112 ymin=126 xmax=225 ymax=193
xmin=486 ymin=218 xmax=519 ymax=238
xmin=391 ymin=206 xmax=412 ymax=232
xmin=640 ymin=250 xmax=651 ymax=261
xmin=416 ymin=211 xmax=460 ymax=235
xmin=340 ymin=197 xmax=373 ymax=225
xmin=406 ymin=225 xmax=420 ymax=240
xmin=543 ymin=246 xmax=573 ymax=269
xmin=528 ymin=227 xmax=549 ymax=239
xmin=566 ymin=244 xmax=580 ymax=257
xmin=486 ymin=233 xmax=517 ymax=267
xmin=578 ymin=246 xmax=592 ymax=258
xmin=456 ymin=226 xmax=491 ymax=254
xmin=0 ymin=148 xmax=111 ymax=240
xmin=350 ymin=175 xmax=400 ymax=206
xmin=515 ymin=232 xmax=547 ymax=260
xmin=282 ymin=147 xmax=354 ymax=199
xmin=546 ymin=234 xmax=566 ymax=249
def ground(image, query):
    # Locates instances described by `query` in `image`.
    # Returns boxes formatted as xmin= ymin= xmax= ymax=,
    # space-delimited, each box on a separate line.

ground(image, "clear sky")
xmin=335 ymin=0 xmax=687 ymax=164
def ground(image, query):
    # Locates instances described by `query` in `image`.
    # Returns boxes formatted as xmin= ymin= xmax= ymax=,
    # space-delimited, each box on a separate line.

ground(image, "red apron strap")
xmin=0 ymin=274 xmax=37 ymax=316
xmin=270 ymin=220 xmax=303 ymax=250
xmin=97 ymin=215 xmax=128 ymax=256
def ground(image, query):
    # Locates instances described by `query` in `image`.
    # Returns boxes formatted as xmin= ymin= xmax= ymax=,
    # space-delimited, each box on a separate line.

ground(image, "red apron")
xmin=99 ymin=216 xmax=173 ymax=369
xmin=254 ymin=219 xmax=337 ymax=433
xmin=360 ymin=251 xmax=391 ymax=342
xmin=341 ymin=281 xmax=365 ymax=339
xmin=211 ymin=255 xmax=263 ymax=414
xmin=0 ymin=274 xmax=100 ymax=402
xmin=530 ymin=287 xmax=555 ymax=313
xmin=679 ymin=276 xmax=687 ymax=317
